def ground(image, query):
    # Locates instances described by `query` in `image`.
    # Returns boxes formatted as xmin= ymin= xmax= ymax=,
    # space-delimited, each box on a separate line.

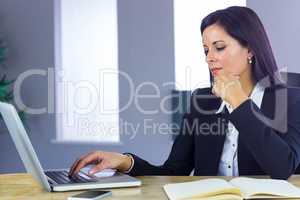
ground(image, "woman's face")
xmin=202 ymin=24 xmax=252 ymax=78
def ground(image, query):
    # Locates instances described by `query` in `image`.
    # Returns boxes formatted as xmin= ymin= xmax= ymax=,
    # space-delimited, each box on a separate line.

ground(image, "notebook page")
xmin=189 ymin=194 xmax=242 ymax=200
xmin=229 ymin=177 xmax=300 ymax=198
xmin=163 ymin=178 xmax=241 ymax=200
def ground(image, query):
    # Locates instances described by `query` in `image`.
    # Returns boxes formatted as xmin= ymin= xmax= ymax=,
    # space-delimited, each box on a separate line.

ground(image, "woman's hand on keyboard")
xmin=68 ymin=151 xmax=132 ymax=177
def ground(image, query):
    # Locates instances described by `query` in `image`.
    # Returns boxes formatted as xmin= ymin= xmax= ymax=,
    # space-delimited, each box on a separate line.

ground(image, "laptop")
xmin=0 ymin=102 xmax=141 ymax=192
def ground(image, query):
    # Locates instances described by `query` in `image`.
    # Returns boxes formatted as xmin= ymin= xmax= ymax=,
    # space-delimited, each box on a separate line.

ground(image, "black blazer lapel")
xmin=237 ymin=87 xmax=275 ymax=175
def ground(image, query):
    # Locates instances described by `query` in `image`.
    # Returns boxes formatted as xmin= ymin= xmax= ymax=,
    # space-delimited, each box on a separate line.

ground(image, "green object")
xmin=0 ymin=75 xmax=14 ymax=102
xmin=0 ymin=37 xmax=26 ymax=124
xmin=0 ymin=37 xmax=11 ymax=104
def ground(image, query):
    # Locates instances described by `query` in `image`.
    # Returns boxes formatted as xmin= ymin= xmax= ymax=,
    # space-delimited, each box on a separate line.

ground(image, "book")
xmin=163 ymin=177 xmax=300 ymax=200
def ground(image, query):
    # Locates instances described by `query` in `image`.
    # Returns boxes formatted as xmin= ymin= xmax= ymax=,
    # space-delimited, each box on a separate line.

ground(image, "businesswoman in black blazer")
xmin=69 ymin=6 xmax=300 ymax=179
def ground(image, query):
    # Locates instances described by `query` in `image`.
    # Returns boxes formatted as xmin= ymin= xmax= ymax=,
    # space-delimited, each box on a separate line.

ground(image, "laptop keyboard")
xmin=45 ymin=170 xmax=95 ymax=184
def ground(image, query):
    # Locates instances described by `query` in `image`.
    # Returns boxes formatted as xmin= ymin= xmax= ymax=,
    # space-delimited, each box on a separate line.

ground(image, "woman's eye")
xmin=203 ymin=46 xmax=225 ymax=55
xmin=216 ymin=46 xmax=225 ymax=51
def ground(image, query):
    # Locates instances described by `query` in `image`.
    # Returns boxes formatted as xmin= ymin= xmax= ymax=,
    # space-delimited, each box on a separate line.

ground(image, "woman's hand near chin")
xmin=212 ymin=69 xmax=248 ymax=109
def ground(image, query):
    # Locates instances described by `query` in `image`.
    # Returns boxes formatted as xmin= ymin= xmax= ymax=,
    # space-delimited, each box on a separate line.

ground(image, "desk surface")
xmin=2 ymin=174 xmax=300 ymax=200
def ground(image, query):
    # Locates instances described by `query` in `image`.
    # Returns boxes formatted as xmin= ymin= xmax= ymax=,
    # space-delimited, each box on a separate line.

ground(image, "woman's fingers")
xmin=89 ymin=160 xmax=110 ymax=175
xmin=69 ymin=151 xmax=130 ymax=176
xmin=212 ymin=84 xmax=219 ymax=97
xmin=69 ymin=158 xmax=81 ymax=175
xmin=69 ymin=152 xmax=94 ymax=175
xmin=212 ymin=69 xmax=242 ymax=100
xmin=70 ymin=152 xmax=103 ymax=176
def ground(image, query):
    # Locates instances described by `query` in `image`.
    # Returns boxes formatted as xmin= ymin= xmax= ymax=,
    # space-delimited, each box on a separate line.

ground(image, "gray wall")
xmin=247 ymin=0 xmax=300 ymax=73
xmin=0 ymin=0 xmax=174 ymax=173
xmin=0 ymin=0 xmax=299 ymax=173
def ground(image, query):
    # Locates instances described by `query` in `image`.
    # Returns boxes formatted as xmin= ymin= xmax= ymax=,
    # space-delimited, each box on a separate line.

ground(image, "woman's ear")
xmin=247 ymin=48 xmax=254 ymax=64
xmin=247 ymin=48 xmax=253 ymax=58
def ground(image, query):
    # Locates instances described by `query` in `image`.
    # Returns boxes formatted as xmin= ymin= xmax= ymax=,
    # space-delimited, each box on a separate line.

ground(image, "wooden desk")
xmin=1 ymin=174 xmax=300 ymax=200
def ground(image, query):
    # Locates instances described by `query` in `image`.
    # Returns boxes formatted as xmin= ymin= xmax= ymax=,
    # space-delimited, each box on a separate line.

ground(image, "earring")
xmin=248 ymin=57 xmax=253 ymax=64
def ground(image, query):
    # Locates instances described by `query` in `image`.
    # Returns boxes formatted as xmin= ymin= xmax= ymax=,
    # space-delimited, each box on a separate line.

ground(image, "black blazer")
xmin=128 ymin=85 xmax=300 ymax=179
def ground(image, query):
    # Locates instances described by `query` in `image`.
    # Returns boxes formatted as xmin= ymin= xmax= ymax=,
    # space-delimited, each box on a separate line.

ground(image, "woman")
xmin=69 ymin=6 xmax=300 ymax=179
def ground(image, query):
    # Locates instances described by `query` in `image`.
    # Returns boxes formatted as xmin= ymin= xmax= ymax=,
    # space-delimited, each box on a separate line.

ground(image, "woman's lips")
xmin=210 ymin=67 xmax=222 ymax=75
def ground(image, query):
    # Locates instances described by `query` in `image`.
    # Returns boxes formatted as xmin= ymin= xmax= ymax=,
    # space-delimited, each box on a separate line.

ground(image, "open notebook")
xmin=163 ymin=177 xmax=300 ymax=200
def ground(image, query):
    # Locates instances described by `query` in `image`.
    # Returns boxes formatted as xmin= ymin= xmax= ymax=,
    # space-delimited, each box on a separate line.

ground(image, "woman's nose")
xmin=206 ymin=50 xmax=217 ymax=63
